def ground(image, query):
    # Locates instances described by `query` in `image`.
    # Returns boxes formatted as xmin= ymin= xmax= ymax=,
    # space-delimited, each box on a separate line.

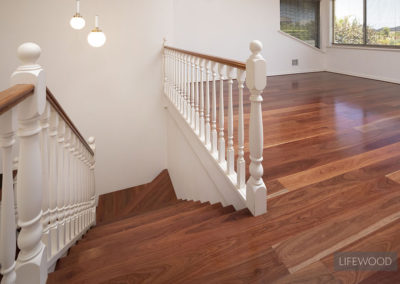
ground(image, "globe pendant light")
xmin=88 ymin=15 xmax=106 ymax=47
xmin=70 ymin=0 xmax=85 ymax=30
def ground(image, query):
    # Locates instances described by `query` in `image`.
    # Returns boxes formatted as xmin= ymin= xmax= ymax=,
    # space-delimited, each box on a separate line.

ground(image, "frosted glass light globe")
xmin=70 ymin=15 xmax=86 ymax=30
xmin=88 ymin=29 xmax=106 ymax=47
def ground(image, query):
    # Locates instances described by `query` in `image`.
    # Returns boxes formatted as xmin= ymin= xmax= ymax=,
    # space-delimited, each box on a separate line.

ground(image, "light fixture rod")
xmin=76 ymin=0 xmax=80 ymax=13
xmin=95 ymin=15 xmax=99 ymax=28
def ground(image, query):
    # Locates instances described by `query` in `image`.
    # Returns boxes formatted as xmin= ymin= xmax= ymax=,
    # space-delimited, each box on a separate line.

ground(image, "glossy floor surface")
xmin=48 ymin=72 xmax=400 ymax=283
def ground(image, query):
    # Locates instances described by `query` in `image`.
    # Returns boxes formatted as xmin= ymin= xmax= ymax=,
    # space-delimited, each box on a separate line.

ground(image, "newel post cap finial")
xmin=88 ymin=136 xmax=95 ymax=144
xmin=17 ymin=42 xmax=41 ymax=66
xmin=249 ymin=40 xmax=263 ymax=55
xmin=246 ymin=40 xmax=266 ymax=91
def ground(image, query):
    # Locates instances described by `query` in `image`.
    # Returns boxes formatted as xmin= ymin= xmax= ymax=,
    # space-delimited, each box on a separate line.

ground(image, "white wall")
xmin=173 ymin=0 xmax=325 ymax=75
xmin=0 ymin=0 xmax=174 ymax=195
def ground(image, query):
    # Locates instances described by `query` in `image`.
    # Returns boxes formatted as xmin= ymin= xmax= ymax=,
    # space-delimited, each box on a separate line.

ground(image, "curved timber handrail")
xmin=46 ymin=88 xmax=94 ymax=156
xmin=164 ymin=45 xmax=246 ymax=70
xmin=0 ymin=84 xmax=35 ymax=116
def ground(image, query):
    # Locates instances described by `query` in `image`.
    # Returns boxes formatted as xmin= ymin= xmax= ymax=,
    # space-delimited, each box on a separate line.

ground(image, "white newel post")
xmin=245 ymin=40 xmax=267 ymax=216
xmin=0 ymin=109 xmax=17 ymax=284
xmin=12 ymin=43 xmax=47 ymax=284
xmin=88 ymin=137 xmax=96 ymax=225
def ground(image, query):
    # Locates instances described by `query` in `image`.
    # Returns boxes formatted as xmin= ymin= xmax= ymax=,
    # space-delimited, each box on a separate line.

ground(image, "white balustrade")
xmin=0 ymin=43 xmax=97 ymax=283
xmin=163 ymin=40 xmax=267 ymax=216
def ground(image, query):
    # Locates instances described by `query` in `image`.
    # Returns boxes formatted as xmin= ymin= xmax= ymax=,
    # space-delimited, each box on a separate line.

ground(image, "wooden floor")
xmin=48 ymin=72 xmax=400 ymax=283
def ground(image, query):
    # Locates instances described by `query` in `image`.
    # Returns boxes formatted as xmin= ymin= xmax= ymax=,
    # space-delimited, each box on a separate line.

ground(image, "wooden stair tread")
xmin=82 ymin=200 xmax=204 ymax=241
xmin=48 ymin=208 xmax=251 ymax=283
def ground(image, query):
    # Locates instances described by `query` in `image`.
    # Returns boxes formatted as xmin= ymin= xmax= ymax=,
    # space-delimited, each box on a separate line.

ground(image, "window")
xmin=334 ymin=0 xmax=400 ymax=47
xmin=280 ymin=0 xmax=321 ymax=48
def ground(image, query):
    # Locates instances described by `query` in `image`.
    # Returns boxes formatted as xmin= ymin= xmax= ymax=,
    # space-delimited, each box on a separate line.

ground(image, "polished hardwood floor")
xmin=48 ymin=72 xmax=400 ymax=283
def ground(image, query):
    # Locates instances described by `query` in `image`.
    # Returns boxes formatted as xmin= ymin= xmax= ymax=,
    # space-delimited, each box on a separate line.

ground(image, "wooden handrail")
xmin=0 ymin=84 xmax=35 ymax=116
xmin=46 ymin=88 xmax=94 ymax=156
xmin=164 ymin=46 xmax=246 ymax=70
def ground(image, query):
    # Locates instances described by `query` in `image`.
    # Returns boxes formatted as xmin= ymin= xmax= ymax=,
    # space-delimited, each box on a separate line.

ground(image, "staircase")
xmin=47 ymin=170 xmax=257 ymax=283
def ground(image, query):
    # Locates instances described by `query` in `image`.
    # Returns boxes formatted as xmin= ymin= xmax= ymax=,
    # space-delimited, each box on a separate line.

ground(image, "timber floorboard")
xmin=48 ymin=72 xmax=400 ymax=283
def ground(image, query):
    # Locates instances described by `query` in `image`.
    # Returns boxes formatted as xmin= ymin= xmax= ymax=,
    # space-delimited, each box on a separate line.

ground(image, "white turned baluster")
xmin=77 ymin=143 xmax=83 ymax=233
xmin=205 ymin=60 xmax=211 ymax=147
xmin=163 ymin=40 xmax=167 ymax=94
xmin=180 ymin=53 xmax=185 ymax=113
xmin=177 ymin=52 xmax=181 ymax=111
xmin=57 ymin=120 xmax=65 ymax=248
xmin=194 ymin=57 xmax=200 ymax=134
xmin=211 ymin=62 xmax=218 ymax=156
xmin=0 ymin=109 xmax=17 ymax=284
xmin=174 ymin=52 xmax=179 ymax=106
xmin=80 ymin=147 xmax=85 ymax=230
xmin=226 ymin=66 xmax=235 ymax=176
xmin=183 ymin=54 xmax=188 ymax=119
xmin=69 ymin=135 xmax=76 ymax=238
xmin=199 ymin=59 xmax=205 ymax=141
xmin=170 ymin=50 xmax=174 ymax=100
xmin=79 ymin=146 xmax=85 ymax=232
xmin=171 ymin=51 xmax=174 ymax=100
xmin=218 ymin=64 xmax=226 ymax=164
xmin=179 ymin=53 xmax=185 ymax=117
xmin=190 ymin=56 xmax=195 ymax=128
xmin=13 ymin=158 xmax=18 ymax=227
xmin=186 ymin=55 xmax=191 ymax=121
xmin=13 ymin=42 xmax=47 ymax=284
xmin=39 ymin=103 xmax=51 ymax=259
xmin=167 ymin=50 xmax=171 ymax=98
xmin=64 ymin=127 xmax=71 ymax=242
xmin=245 ymin=40 xmax=267 ymax=216
xmin=73 ymin=138 xmax=80 ymax=236
xmin=83 ymin=148 xmax=88 ymax=229
xmin=88 ymin=137 xmax=96 ymax=225
xmin=48 ymin=108 xmax=59 ymax=256
xmin=237 ymin=70 xmax=246 ymax=189
xmin=79 ymin=144 xmax=85 ymax=232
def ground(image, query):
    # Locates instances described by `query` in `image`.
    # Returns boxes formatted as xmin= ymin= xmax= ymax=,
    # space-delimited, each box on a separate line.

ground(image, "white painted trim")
xmin=327 ymin=45 xmax=400 ymax=53
xmin=277 ymin=30 xmax=325 ymax=54
xmin=326 ymin=69 xmax=400 ymax=85
xmin=268 ymin=69 xmax=325 ymax=77
xmin=164 ymin=96 xmax=247 ymax=211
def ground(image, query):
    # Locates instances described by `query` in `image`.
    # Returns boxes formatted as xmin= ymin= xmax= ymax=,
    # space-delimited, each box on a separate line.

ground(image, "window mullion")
xmin=363 ymin=0 xmax=367 ymax=45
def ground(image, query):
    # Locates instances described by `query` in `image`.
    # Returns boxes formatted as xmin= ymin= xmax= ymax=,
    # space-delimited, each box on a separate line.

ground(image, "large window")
xmin=334 ymin=0 xmax=400 ymax=47
xmin=280 ymin=0 xmax=321 ymax=48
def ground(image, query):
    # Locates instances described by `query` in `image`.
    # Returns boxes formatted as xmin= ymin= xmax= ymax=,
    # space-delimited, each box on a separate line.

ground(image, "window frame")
xmin=280 ymin=0 xmax=322 ymax=49
xmin=332 ymin=0 xmax=400 ymax=49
